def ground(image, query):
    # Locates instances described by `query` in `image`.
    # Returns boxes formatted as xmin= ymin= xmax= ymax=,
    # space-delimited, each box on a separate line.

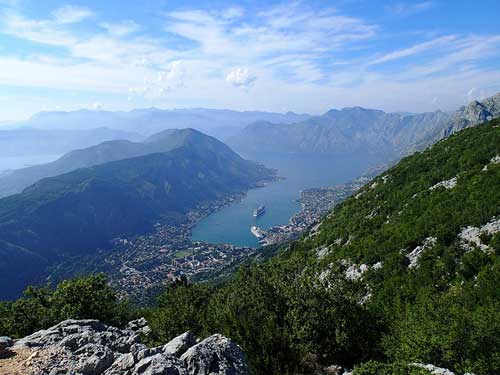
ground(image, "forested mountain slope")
xmin=139 ymin=118 xmax=500 ymax=375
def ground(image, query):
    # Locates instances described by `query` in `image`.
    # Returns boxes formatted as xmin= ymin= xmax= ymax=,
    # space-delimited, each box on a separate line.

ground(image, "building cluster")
xmin=253 ymin=177 xmax=370 ymax=246
xmin=104 ymin=191 xmax=254 ymax=299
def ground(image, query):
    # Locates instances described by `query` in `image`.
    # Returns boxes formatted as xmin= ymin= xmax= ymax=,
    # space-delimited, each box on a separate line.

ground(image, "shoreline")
xmin=250 ymin=176 xmax=371 ymax=246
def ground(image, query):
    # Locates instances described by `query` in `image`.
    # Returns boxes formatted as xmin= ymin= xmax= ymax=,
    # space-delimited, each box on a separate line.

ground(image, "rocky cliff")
xmin=442 ymin=93 xmax=500 ymax=136
xmin=0 ymin=319 xmax=249 ymax=375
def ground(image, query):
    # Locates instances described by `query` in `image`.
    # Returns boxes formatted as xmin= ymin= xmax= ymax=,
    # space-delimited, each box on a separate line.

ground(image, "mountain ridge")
xmin=15 ymin=107 xmax=311 ymax=139
xmin=228 ymin=93 xmax=500 ymax=158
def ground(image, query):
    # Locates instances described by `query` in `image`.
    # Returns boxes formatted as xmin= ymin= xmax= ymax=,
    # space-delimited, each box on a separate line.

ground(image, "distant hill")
xmin=14 ymin=108 xmax=311 ymax=139
xmin=228 ymin=93 xmax=500 ymax=158
xmin=0 ymin=129 xmax=275 ymax=299
xmin=0 ymin=128 xmax=236 ymax=198
xmin=0 ymin=127 xmax=142 ymax=159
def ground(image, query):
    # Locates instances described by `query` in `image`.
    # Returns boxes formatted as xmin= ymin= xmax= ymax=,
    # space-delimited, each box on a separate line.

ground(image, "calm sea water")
xmin=191 ymin=152 xmax=381 ymax=247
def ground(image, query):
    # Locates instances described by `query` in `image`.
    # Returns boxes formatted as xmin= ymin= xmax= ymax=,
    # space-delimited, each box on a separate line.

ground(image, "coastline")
xmin=250 ymin=176 xmax=371 ymax=246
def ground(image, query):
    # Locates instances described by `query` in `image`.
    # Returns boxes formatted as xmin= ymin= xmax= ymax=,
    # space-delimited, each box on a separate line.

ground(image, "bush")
xmin=0 ymin=274 xmax=132 ymax=338
xmin=147 ymin=282 xmax=213 ymax=344
xmin=353 ymin=361 xmax=428 ymax=375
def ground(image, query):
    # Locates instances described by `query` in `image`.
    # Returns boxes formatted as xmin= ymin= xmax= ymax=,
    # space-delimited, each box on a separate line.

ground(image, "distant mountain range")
xmin=227 ymin=93 xmax=500 ymax=158
xmin=14 ymin=108 xmax=311 ymax=139
xmin=0 ymin=127 xmax=142 ymax=159
xmin=0 ymin=129 xmax=275 ymax=299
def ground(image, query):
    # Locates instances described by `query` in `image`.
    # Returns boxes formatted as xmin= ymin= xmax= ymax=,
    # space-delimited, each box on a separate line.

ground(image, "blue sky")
xmin=0 ymin=0 xmax=500 ymax=121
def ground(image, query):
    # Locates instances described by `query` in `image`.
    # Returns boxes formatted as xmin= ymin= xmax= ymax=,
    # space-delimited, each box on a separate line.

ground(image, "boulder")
xmin=163 ymin=332 xmax=197 ymax=357
xmin=180 ymin=334 xmax=250 ymax=375
xmin=104 ymin=352 xmax=136 ymax=375
xmin=127 ymin=317 xmax=152 ymax=336
xmin=135 ymin=346 xmax=163 ymax=362
xmin=132 ymin=353 xmax=186 ymax=375
xmin=73 ymin=343 xmax=115 ymax=374
xmin=322 ymin=364 xmax=343 ymax=375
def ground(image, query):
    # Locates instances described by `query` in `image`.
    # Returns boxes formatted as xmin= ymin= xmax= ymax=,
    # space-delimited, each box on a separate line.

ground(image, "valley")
xmin=0 ymin=129 xmax=276 ymax=299
xmin=191 ymin=151 xmax=385 ymax=247
xmin=53 ymin=171 xmax=369 ymax=303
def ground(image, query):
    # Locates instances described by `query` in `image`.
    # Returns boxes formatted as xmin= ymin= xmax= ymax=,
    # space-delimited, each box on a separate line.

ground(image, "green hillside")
xmin=145 ymin=118 xmax=500 ymax=374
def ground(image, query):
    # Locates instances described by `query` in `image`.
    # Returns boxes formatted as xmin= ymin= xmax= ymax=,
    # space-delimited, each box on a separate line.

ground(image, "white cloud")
xmin=388 ymin=1 xmax=435 ymax=16
xmin=219 ymin=7 xmax=245 ymax=20
xmin=369 ymin=36 xmax=456 ymax=65
xmin=225 ymin=67 xmax=256 ymax=87
xmin=100 ymin=20 xmax=141 ymax=36
xmin=51 ymin=5 xmax=93 ymax=24
xmin=1 ymin=12 xmax=79 ymax=46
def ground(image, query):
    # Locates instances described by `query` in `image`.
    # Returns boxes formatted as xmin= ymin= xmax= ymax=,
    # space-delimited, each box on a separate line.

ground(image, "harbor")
xmin=249 ymin=177 xmax=370 ymax=245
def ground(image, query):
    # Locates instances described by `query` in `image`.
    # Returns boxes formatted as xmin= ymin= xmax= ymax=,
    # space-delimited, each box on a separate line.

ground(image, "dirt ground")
xmin=0 ymin=348 xmax=34 ymax=375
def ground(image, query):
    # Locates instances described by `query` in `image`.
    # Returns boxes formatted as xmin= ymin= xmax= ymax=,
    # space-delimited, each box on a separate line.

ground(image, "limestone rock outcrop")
xmin=2 ymin=319 xmax=249 ymax=375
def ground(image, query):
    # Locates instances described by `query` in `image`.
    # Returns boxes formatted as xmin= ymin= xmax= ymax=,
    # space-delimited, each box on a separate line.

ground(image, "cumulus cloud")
xmin=225 ymin=67 xmax=256 ymax=87
xmin=127 ymin=60 xmax=188 ymax=100
xmin=157 ymin=61 xmax=186 ymax=90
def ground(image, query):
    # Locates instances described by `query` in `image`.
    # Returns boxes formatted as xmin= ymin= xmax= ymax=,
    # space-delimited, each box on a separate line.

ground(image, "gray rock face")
xmin=14 ymin=319 xmax=140 ymax=354
xmin=127 ymin=317 xmax=153 ymax=336
xmin=444 ymin=93 xmax=500 ymax=136
xmin=105 ymin=352 xmax=135 ymax=375
xmin=11 ymin=319 xmax=249 ymax=375
xmin=74 ymin=344 xmax=115 ymax=374
xmin=163 ymin=332 xmax=197 ymax=357
xmin=181 ymin=334 xmax=250 ymax=375
xmin=132 ymin=353 xmax=185 ymax=375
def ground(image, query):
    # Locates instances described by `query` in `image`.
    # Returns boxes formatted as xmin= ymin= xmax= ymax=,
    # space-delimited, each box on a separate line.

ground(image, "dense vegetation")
xmin=0 ymin=274 xmax=132 ymax=338
xmin=3 ymin=119 xmax=500 ymax=374
xmin=149 ymin=118 xmax=500 ymax=374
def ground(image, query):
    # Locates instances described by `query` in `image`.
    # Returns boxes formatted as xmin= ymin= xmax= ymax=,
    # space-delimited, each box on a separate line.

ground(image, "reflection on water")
xmin=191 ymin=152 xmax=382 ymax=247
